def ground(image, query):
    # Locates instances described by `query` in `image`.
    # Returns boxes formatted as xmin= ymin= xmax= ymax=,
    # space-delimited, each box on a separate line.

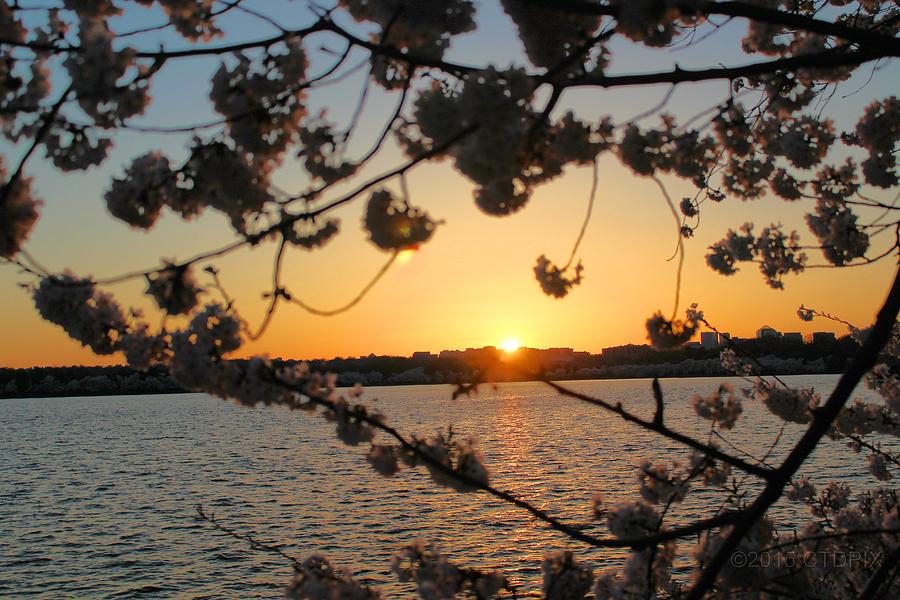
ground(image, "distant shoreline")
xmin=1 ymin=336 xmax=864 ymax=400
xmin=1 ymin=369 xmax=847 ymax=401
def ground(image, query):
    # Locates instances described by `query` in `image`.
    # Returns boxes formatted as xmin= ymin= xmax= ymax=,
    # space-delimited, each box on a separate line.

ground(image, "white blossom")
xmin=145 ymin=263 xmax=201 ymax=315
xmin=0 ymin=159 xmax=40 ymax=258
xmin=637 ymin=459 xmax=689 ymax=504
xmin=32 ymin=272 xmax=127 ymax=355
xmin=607 ymin=501 xmax=659 ymax=540
xmin=287 ymin=554 xmax=381 ymax=599
xmin=541 ymin=550 xmax=593 ymax=600
xmin=754 ymin=382 xmax=820 ymax=424
xmin=325 ymin=398 xmax=378 ymax=446
xmin=120 ymin=323 xmax=169 ymax=370
xmin=44 ymin=124 xmax=112 ymax=171
xmin=705 ymin=224 xmax=755 ymax=276
xmin=390 ymin=540 xmax=504 ymax=600
xmin=415 ymin=435 xmax=489 ymax=493
xmin=105 ymin=152 xmax=178 ymax=229
xmin=533 ymin=255 xmax=583 ymax=298
xmin=854 ymin=96 xmax=899 ymax=187
xmin=339 ymin=0 xmax=475 ymax=63
xmin=135 ymin=0 xmax=221 ymax=40
xmin=500 ymin=0 xmax=601 ymax=71
xmin=797 ymin=304 xmax=815 ymax=321
xmin=175 ymin=140 xmax=274 ymax=233
xmin=63 ymin=17 xmax=149 ymax=127
xmin=692 ymin=384 xmax=742 ymax=429
xmin=719 ymin=348 xmax=755 ymax=376
xmin=868 ymin=453 xmax=892 ymax=481
xmin=785 ymin=476 xmax=816 ymax=502
xmin=210 ymin=40 xmax=307 ymax=167
xmin=366 ymin=444 xmax=400 ymax=477
xmin=867 ymin=363 xmax=900 ymax=414
xmin=363 ymin=189 xmax=436 ymax=251
xmin=645 ymin=310 xmax=697 ymax=350
xmin=168 ymin=303 xmax=243 ymax=391
xmin=298 ymin=119 xmax=357 ymax=184
xmin=689 ymin=450 xmax=732 ymax=486
xmin=805 ymin=198 xmax=869 ymax=266
xmin=286 ymin=218 xmax=341 ymax=250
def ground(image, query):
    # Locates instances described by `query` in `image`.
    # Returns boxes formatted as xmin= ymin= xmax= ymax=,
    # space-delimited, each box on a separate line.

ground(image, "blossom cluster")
xmin=363 ymin=189 xmax=436 ymax=251
xmin=210 ymin=40 xmax=308 ymax=169
xmin=145 ymin=262 xmax=202 ymax=315
xmin=63 ymin=16 xmax=149 ymax=127
xmin=298 ymin=120 xmax=357 ymax=184
xmin=753 ymin=381 xmax=820 ymax=424
xmin=500 ymin=0 xmax=602 ymax=73
xmin=541 ymin=550 xmax=593 ymax=600
xmin=391 ymin=540 xmax=506 ymax=600
xmin=618 ymin=117 xmax=717 ymax=183
xmin=645 ymin=308 xmax=698 ymax=350
xmin=692 ymin=384 xmax=743 ymax=429
xmin=706 ymin=223 xmax=806 ymax=289
xmin=106 ymin=141 xmax=274 ymax=234
xmin=404 ymin=68 xmax=607 ymax=216
xmin=32 ymin=272 xmax=127 ymax=355
xmin=136 ymin=0 xmax=221 ymax=41
xmin=286 ymin=554 xmax=381 ymax=600
xmin=533 ymin=255 xmax=584 ymax=298
xmin=0 ymin=159 xmax=40 ymax=259
xmin=286 ymin=218 xmax=341 ymax=250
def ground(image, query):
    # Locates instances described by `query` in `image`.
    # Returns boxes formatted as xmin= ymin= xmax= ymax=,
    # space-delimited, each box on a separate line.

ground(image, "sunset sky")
xmin=1 ymin=1 xmax=896 ymax=368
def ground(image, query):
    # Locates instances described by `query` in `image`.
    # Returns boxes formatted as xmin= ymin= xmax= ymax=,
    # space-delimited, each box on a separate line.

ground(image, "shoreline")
xmin=0 ymin=370 xmax=845 ymax=401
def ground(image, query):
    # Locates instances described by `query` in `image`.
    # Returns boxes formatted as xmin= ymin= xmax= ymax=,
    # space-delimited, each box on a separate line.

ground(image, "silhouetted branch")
xmin=541 ymin=379 xmax=774 ymax=479
xmin=0 ymin=83 xmax=72 ymax=208
xmin=522 ymin=0 xmax=900 ymax=51
xmin=196 ymin=504 xmax=301 ymax=569
xmin=687 ymin=264 xmax=900 ymax=599
xmin=278 ymin=378 xmax=744 ymax=550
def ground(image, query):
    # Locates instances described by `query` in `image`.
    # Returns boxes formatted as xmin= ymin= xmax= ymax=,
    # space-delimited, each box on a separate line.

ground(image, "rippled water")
xmin=0 ymin=375 xmax=884 ymax=598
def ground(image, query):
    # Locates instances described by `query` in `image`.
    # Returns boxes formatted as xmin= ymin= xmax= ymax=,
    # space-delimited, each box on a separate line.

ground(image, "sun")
xmin=500 ymin=338 xmax=521 ymax=353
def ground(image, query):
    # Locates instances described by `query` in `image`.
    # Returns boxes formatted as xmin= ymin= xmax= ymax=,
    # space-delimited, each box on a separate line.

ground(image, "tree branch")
xmin=541 ymin=379 xmax=774 ymax=479
xmin=279 ymin=378 xmax=743 ymax=550
xmin=687 ymin=263 xmax=900 ymax=599
xmin=522 ymin=0 xmax=900 ymax=52
xmin=568 ymin=45 xmax=893 ymax=88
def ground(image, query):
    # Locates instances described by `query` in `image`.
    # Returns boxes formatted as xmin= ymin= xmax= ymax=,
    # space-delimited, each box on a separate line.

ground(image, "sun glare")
xmin=500 ymin=338 xmax=521 ymax=353
xmin=396 ymin=248 xmax=417 ymax=265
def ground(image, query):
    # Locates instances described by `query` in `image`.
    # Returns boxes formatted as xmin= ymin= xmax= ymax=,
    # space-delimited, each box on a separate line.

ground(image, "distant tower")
xmin=700 ymin=331 xmax=720 ymax=349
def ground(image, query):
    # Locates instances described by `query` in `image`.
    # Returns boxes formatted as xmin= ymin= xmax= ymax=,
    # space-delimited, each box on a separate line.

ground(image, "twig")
xmin=196 ymin=504 xmax=301 ymax=569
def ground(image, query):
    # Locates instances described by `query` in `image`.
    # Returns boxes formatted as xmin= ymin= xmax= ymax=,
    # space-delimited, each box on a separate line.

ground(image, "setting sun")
xmin=500 ymin=338 xmax=521 ymax=353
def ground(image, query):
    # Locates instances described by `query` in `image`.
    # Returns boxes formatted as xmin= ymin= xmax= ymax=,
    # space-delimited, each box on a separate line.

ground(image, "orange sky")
xmin=0 ymin=3 xmax=896 ymax=368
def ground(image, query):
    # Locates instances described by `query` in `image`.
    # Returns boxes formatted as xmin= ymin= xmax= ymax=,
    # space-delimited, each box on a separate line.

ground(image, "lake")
xmin=0 ymin=375 xmax=884 ymax=598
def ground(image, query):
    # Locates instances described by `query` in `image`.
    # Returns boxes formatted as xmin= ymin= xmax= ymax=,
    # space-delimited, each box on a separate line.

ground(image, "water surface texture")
xmin=0 ymin=376 xmax=884 ymax=597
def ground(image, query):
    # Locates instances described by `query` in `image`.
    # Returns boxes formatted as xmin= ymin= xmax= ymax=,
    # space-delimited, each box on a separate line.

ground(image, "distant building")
xmin=719 ymin=332 xmax=731 ymax=341
xmin=782 ymin=332 xmax=803 ymax=343
xmin=412 ymin=351 xmax=436 ymax=359
xmin=700 ymin=331 xmax=720 ymax=349
xmin=600 ymin=344 xmax=654 ymax=362
xmin=810 ymin=331 xmax=837 ymax=344
xmin=756 ymin=325 xmax=781 ymax=339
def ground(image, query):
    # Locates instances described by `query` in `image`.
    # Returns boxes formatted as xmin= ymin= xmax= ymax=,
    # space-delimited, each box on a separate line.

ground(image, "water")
xmin=0 ymin=375 xmax=885 ymax=598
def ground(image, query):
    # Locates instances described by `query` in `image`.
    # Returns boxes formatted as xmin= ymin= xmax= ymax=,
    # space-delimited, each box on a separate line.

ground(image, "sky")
xmin=1 ymin=1 xmax=897 ymax=367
